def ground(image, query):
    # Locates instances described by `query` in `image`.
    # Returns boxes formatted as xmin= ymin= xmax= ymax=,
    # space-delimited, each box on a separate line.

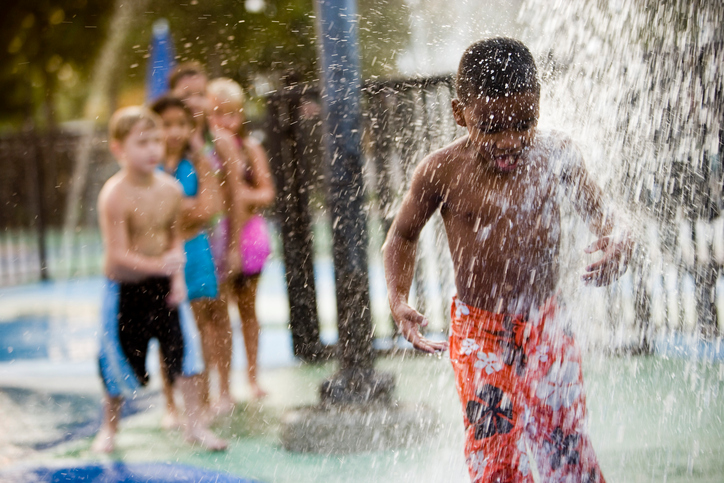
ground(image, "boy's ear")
xmin=109 ymin=139 xmax=124 ymax=160
xmin=451 ymin=99 xmax=467 ymax=128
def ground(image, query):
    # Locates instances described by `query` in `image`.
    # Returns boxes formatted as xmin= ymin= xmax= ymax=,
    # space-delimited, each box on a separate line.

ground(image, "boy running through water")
xmin=384 ymin=38 xmax=632 ymax=482
xmin=92 ymin=106 xmax=227 ymax=453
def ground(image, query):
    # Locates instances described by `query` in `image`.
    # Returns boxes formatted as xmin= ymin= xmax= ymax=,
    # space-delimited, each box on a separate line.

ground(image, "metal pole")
xmin=313 ymin=0 xmax=392 ymax=403
xmin=267 ymin=90 xmax=325 ymax=361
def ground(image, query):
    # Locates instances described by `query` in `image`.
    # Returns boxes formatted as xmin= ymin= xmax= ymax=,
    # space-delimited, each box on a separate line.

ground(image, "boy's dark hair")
xmin=168 ymin=61 xmax=207 ymax=90
xmin=456 ymin=38 xmax=539 ymax=104
xmin=150 ymin=95 xmax=194 ymax=121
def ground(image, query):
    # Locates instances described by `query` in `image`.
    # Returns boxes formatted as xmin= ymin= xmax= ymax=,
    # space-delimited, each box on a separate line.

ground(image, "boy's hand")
xmin=582 ymin=230 xmax=634 ymax=286
xmin=392 ymin=302 xmax=449 ymax=354
xmin=167 ymin=275 xmax=187 ymax=307
xmin=162 ymin=248 xmax=186 ymax=276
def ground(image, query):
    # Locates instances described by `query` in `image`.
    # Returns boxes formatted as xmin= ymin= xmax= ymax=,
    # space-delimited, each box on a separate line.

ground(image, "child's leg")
xmin=204 ymin=296 xmax=234 ymax=410
xmin=176 ymin=375 xmax=228 ymax=451
xmin=193 ymin=297 xmax=233 ymax=406
xmin=91 ymin=394 xmax=123 ymax=453
xmin=450 ymin=332 xmax=529 ymax=482
xmin=524 ymin=318 xmax=606 ymax=483
xmin=234 ymin=274 xmax=265 ymax=399
xmin=158 ymin=354 xmax=181 ymax=429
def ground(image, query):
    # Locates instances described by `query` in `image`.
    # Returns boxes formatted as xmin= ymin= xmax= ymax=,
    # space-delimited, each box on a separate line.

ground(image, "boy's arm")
xmin=167 ymin=191 xmax=188 ymax=307
xmin=560 ymin=141 xmax=634 ymax=286
xmin=98 ymin=181 xmax=185 ymax=281
xmin=383 ymin=156 xmax=449 ymax=353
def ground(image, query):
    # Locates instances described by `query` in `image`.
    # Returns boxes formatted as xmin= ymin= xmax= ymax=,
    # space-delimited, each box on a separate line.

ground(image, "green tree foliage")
xmin=123 ymin=0 xmax=409 ymax=87
xmin=0 ymin=0 xmax=410 ymax=128
xmin=0 ymin=0 xmax=114 ymax=129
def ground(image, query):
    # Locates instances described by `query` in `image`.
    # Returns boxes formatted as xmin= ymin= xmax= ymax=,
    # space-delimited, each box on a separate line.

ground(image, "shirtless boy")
xmin=384 ymin=38 xmax=632 ymax=482
xmin=92 ymin=106 xmax=226 ymax=453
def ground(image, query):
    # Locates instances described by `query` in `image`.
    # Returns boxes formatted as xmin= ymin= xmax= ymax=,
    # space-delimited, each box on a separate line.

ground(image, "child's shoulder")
xmin=154 ymin=170 xmax=184 ymax=197
xmin=532 ymin=129 xmax=575 ymax=152
xmin=417 ymin=137 xmax=469 ymax=174
xmin=530 ymin=129 xmax=585 ymax=173
xmin=98 ymin=172 xmax=127 ymax=205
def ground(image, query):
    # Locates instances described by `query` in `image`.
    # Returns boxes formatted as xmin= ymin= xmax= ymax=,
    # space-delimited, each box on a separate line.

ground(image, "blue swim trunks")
xmin=98 ymin=278 xmax=204 ymax=398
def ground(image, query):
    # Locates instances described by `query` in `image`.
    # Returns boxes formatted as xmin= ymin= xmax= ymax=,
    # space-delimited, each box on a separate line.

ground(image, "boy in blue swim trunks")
xmin=92 ymin=106 xmax=227 ymax=453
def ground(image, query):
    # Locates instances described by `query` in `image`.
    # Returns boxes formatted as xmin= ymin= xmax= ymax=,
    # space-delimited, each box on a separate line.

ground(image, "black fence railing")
xmin=1 ymin=75 xmax=719 ymax=353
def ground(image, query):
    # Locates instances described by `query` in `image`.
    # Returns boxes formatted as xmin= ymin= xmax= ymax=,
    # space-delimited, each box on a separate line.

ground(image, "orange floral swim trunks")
xmin=449 ymin=296 xmax=606 ymax=483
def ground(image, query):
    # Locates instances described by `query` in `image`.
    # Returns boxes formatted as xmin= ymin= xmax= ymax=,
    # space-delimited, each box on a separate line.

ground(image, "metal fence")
xmin=0 ymin=129 xmax=114 ymax=285
xmin=1 ymin=75 xmax=721 ymax=350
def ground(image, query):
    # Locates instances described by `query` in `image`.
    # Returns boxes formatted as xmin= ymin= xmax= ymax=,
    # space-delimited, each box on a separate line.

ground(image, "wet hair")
xmin=108 ymin=105 xmax=161 ymax=142
xmin=207 ymin=77 xmax=245 ymax=107
xmin=168 ymin=61 xmax=207 ymax=90
xmin=150 ymin=95 xmax=194 ymax=121
xmin=456 ymin=38 xmax=540 ymax=104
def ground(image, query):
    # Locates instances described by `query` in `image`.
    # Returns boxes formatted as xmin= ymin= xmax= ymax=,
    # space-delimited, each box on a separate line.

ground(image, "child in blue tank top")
xmin=152 ymin=95 xmax=223 ymax=427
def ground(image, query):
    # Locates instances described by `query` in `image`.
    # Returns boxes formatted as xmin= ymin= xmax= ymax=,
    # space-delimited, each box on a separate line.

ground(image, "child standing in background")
xmin=207 ymin=77 xmax=276 ymax=403
xmin=151 ymin=95 xmax=222 ymax=428
xmin=169 ymin=63 xmax=236 ymax=413
xmin=93 ymin=105 xmax=226 ymax=453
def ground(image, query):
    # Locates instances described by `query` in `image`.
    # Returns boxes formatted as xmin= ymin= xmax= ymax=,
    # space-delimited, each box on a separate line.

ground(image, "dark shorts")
xmin=116 ymin=277 xmax=184 ymax=387
xmin=98 ymin=278 xmax=204 ymax=398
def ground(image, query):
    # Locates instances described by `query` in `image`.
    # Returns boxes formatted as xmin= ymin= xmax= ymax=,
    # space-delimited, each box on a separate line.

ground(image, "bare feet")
xmin=90 ymin=428 xmax=116 ymax=454
xmin=250 ymin=382 xmax=267 ymax=400
xmin=161 ymin=411 xmax=183 ymax=431
xmin=184 ymin=426 xmax=228 ymax=452
xmin=211 ymin=397 xmax=236 ymax=417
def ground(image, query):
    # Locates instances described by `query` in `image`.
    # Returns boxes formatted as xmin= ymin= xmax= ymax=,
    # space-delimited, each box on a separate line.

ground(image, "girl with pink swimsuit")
xmin=207 ymin=77 xmax=276 ymax=403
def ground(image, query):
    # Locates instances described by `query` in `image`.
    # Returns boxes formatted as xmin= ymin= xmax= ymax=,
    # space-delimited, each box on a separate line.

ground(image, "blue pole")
xmin=314 ymin=0 xmax=392 ymax=402
xmin=146 ymin=19 xmax=175 ymax=103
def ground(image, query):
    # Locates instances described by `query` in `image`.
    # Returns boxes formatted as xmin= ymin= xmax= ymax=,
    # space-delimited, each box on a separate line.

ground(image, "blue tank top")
xmin=175 ymin=158 xmax=198 ymax=197
xmin=164 ymin=157 xmax=218 ymax=300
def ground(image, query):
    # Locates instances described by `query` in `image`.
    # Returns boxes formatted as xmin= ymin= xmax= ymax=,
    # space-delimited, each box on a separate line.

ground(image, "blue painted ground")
xmin=3 ymin=462 xmax=260 ymax=482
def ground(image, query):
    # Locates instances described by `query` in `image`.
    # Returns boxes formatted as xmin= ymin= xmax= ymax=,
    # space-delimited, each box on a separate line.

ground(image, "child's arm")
xmin=383 ymin=156 xmax=449 ymax=354
xmin=235 ymin=139 xmax=275 ymax=209
xmin=178 ymin=149 xmax=221 ymax=236
xmin=560 ymin=140 xmax=634 ymax=286
xmin=98 ymin=180 xmax=185 ymax=282
xmin=167 ymin=193 xmax=188 ymax=307
xmin=212 ymin=128 xmax=249 ymax=276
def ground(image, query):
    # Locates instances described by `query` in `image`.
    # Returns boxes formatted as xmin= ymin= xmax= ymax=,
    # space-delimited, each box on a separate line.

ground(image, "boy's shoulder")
xmin=418 ymin=136 xmax=470 ymax=175
xmin=99 ymin=170 xmax=182 ymax=207
xmin=155 ymin=170 xmax=184 ymax=193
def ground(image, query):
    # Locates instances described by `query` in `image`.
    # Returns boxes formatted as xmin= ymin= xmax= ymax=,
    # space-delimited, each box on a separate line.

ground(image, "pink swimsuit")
xmin=207 ymin=137 xmax=271 ymax=279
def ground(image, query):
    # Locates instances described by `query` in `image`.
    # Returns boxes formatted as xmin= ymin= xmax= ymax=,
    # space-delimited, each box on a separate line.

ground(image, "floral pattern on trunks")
xmin=474 ymin=351 xmax=503 ymax=374
xmin=466 ymin=384 xmax=514 ymax=440
xmin=449 ymin=296 xmax=606 ymax=483
xmin=466 ymin=450 xmax=488 ymax=481
xmin=516 ymin=437 xmax=531 ymax=477
xmin=460 ymin=338 xmax=479 ymax=355
xmin=535 ymin=358 xmax=582 ymax=411
xmin=544 ymin=427 xmax=580 ymax=470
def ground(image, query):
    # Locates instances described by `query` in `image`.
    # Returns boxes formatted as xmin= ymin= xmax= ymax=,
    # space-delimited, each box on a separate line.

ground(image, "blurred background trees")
xmin=0 ymin=0 xmax=410 ymax=130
